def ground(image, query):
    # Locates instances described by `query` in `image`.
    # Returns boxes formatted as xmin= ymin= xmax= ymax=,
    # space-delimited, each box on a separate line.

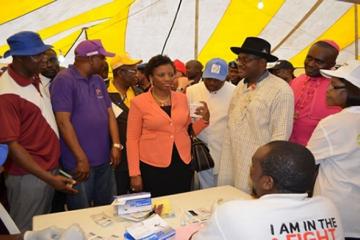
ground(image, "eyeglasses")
xmin=42 ymin=56 xmax=59 ymax=65
xmin=236 ymin=56 xmax=261 ymax=64
xmin=121 ymin=69 xmax=137 ymax=74
xmin=329 ymin=85 xmax=346 ymax=90
xmin=30 ymin=54 xmax=44 ymax=62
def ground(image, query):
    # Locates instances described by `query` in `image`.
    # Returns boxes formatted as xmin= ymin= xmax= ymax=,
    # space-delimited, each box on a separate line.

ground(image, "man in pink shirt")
xmin=290 ymin=40 xmax=341 ymax=146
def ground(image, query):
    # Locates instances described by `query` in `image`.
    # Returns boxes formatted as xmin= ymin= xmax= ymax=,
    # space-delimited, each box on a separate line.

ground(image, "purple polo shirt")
xmin=51 ymin=65 xmax=111 ymax=171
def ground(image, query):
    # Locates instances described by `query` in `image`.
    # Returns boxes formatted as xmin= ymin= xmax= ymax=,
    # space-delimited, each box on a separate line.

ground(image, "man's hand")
xmin=49 ymin=175 xmax=78 ymax=194
xmin=130 ymin=175 xmax=143 ymax=192
xmin=110 ymin=147 xmax=121 ymax=168
xmin=195 ymin=101 xmax=210 ymax=122
xmin=74 ymin=158 xmax=90 ymax=182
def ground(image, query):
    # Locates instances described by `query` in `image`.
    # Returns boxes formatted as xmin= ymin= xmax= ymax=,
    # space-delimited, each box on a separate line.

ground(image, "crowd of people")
xmin=0 ymin=30 xmax=359 ymax=240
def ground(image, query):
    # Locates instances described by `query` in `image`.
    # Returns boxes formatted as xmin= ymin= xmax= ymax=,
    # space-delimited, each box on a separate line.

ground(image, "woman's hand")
xmin=195 ymin=101 xmax=210 ymax=122
xmin=130 ymin=175 xmax=143 ymax=192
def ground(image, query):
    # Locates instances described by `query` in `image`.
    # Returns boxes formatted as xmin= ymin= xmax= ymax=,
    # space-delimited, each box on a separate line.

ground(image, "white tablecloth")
xmin=33 ymin=186 xmax=252 ymax=239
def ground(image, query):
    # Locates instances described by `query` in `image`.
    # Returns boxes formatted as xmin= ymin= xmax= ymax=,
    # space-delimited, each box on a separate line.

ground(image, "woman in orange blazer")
xmin=127 ymin=55 xmax=209 ymax=197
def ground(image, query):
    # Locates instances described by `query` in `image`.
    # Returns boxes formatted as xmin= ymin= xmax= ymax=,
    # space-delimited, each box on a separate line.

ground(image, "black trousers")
xmin=140 ymin=146 xmax=193 ymax=197
xmin=115 ymin=168 xmax=130 ymax=195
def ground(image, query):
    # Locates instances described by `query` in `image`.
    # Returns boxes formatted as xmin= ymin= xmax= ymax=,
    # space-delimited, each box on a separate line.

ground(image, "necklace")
xmin=152 ymin=90 xmax=171 ymax=106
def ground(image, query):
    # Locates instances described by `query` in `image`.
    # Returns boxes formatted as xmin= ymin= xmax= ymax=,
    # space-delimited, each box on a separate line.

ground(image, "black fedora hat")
xmin=230 ymin=37 xmax=278 ymax=62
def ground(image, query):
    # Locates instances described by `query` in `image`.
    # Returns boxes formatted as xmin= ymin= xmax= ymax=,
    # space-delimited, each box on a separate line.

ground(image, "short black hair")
xmin=186 ymin=59 xmax=203 ymax=70
xmin=260 ymin=141 xmax=316 ymax=194
xmin=145 ymin=55 xmax=175 ymax=79
xmin=340 ymin=78 xmax=360 ymax=107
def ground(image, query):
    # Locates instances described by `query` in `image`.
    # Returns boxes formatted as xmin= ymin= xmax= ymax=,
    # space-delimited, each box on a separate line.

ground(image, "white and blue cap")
xmin=202 ymin=58 xmax=228 ymax=81
xmin=0 ymin=144 xmax=8 ymax=166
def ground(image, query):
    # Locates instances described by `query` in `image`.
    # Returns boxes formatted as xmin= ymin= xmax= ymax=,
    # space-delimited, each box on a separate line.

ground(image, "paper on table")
xmin=111 ymin=103 xmax=123 ymax=118
xmin=175 ymin=223 xmax=203 ymax=240
xmin=126 ymin=214 xmax=175 ymax=239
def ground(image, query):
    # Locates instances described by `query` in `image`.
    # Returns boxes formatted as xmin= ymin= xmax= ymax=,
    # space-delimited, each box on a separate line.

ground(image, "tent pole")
xmin=194 ymin=0 xmax=199 ymax=60
xmin=84 ymin=27 xmax=88 ymax=40
xmin=355 ymin=4 xmax=359 ymax=60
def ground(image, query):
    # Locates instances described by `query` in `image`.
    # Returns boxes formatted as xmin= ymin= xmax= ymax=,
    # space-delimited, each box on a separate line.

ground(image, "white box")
xmin=112 ymin=192 xmax=152 ymax=215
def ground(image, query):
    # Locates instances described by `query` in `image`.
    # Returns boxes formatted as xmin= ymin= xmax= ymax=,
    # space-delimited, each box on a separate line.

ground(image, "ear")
xmin=340 ymin=88 xmax=348 ymax=104
xmin=260 ymin=175 xmax=274 ymax=191
xmin=115 ymin=69 xmax=121 ymax=77
xmin=259 ymin=58 xmax=267 ymax=68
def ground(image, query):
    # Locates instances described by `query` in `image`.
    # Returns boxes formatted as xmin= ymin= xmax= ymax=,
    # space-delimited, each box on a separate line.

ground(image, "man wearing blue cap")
xmin=186 ymin=58 xmax=236 ymax=188
xmin=0 ymin=31 xmax=77 ymax=231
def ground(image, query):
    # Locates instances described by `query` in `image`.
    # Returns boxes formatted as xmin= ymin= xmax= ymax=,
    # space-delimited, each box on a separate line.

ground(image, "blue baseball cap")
xmin=202 ymin=58 xmax=228 ymax=81
xmin=3 ymin=31 xmax=52 ymax=58
xmin=0 ymin=144 xmax=8 ymax=166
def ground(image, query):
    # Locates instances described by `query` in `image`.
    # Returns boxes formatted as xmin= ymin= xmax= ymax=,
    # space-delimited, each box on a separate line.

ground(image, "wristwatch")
xmin=113 ymin=143 xmax=124 ymax=150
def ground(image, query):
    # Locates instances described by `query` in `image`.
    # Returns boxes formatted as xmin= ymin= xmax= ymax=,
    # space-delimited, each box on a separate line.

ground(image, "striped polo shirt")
xmin=0 ymin=65 xmax=60 ymax=175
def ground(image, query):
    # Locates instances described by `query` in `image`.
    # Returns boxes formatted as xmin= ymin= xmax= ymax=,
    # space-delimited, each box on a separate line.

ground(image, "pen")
xmin=59 ymin=169 xmax=73 ymax=179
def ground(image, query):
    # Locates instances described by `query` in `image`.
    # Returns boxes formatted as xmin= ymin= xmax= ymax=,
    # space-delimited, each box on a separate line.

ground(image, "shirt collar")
xmin=244 ymin=70 xmax=269 ymax=85
xmin=344 ymin=106 xmax=360 ymax=113
xmin=8 ymin=64 xmax=39 ymax=87
xmin=305 ymin=75 xmax=329 ymax=82
xmin=259 ymin=193 xmax=308 ymax=200
xmin=68 ymin=64 xmax=95 ymax=81
xmin=8 ymin=64 xmax=41 ymax=93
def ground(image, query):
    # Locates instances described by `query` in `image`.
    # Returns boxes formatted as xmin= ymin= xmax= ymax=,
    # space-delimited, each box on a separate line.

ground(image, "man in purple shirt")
xmin=51 ymin=40 xmax=121 ymax=210
xmin=290 ymin=40 xmax=341 ymax=146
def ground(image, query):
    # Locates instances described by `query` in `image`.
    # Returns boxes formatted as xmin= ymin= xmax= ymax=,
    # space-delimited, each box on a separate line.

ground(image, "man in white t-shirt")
xmin=193 ymin=141 xmax=344 ymax=240
xmin=186 ymin=58 xmax=236 ymax=188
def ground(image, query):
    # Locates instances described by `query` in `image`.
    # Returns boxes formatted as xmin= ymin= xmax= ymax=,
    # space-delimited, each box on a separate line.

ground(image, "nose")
xmin=307 ymin=58 xmax=317 ymax=68
xmin=165 ymin=74 xmax=173 ymax=82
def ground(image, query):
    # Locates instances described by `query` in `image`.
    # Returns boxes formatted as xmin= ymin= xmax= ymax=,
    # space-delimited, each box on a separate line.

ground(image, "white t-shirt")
xmin=186 ymin=81 xmax=235 ymax=174
xmin=193 ymin=194 xmax=344 ymax=240
xmin=307 ymin=106 xmax=360 ymax=238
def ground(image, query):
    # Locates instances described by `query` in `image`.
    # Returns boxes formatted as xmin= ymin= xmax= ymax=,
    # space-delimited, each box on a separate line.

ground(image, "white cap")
xmin=321 ymin=60 xmax=360 ymax=88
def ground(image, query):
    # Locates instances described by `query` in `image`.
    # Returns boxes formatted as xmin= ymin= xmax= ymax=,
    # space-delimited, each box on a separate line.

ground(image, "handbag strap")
xmin=187 ymin=123 xmax=196 ymax=140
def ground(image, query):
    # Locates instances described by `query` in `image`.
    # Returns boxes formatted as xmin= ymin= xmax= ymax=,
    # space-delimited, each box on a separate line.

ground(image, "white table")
xmin=33 ymin=186 xmax=252 ymax=239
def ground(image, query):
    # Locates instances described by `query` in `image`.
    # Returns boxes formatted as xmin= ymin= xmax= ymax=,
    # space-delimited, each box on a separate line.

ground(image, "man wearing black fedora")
xmin=218 ymin=37 xmax=294 ymax=194
xmin=0 ymin=31 xmax=77 ymax=231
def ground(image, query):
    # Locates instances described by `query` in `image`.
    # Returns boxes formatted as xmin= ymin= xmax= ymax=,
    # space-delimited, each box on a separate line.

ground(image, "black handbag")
xmin=188 ymin=125 xmax=215 ymax=172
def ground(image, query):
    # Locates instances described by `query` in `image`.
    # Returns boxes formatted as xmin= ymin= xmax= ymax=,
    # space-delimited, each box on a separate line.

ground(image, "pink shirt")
xmin=289 ymin=74 xmax=341 ymax=146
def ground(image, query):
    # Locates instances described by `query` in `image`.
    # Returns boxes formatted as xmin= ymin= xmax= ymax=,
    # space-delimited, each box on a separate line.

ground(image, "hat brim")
xmin=320 ymin=69 xmax=347 ymax=80
xmin=99 ymin=49 xmax=115 ymax=57
xmin=3 ymin=44 xmax=52 ymax=58
xmin=230 ymin=47 xmax=278 ymax=62
xmin=112 ymin=59 xmax=143 ymax=70
xmin=321 ymin=68 xmax=360 ymax=89
xmin=202 ymin=72 xmax=227 ymax=81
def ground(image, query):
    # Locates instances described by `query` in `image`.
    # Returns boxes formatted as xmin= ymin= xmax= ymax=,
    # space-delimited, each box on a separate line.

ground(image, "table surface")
xmin=33 ymin=186 xmax=252 ymax=239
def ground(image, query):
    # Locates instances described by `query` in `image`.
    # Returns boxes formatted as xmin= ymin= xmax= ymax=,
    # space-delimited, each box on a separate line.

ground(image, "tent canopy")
xmin=0 ymin=0 xmax=358 ymax=67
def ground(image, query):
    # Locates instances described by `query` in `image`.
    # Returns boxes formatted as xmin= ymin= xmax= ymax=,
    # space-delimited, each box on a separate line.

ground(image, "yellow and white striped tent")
xmin=0 ymin=0 xmax=358 ymax=67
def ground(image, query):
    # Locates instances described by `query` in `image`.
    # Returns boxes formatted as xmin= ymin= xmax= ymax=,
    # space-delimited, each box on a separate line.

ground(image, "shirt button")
xmin=170 ymin=122 xmax=173 ymax=126
xmin=170 ymin=135 xmax=174 ymax=139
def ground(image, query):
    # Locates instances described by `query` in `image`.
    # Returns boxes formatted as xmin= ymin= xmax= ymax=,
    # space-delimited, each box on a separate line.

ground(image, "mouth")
xmin=163 ymin=83 xmax=172 ymax=88
xmin=305 ymin=66 xmax=319 ymax=75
